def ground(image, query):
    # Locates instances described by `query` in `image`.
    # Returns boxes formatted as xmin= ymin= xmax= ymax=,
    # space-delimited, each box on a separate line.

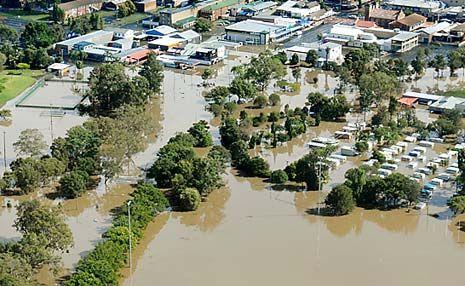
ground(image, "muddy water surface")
xmin=123 ymin=170 xmax=465 ymax=286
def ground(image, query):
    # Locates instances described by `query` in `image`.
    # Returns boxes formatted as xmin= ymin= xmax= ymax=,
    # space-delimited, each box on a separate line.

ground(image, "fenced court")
xmin=16 ymin=79 xmax=86 ymax=110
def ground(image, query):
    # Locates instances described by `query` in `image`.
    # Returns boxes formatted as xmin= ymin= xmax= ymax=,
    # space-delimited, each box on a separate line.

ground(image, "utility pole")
xmin=127 ymin=200 xmax=133 ymax=286
xmin=49 ymin=104 xmax=54 ymax=142
xmin=3 ymin=131 xmax=6 ymax=171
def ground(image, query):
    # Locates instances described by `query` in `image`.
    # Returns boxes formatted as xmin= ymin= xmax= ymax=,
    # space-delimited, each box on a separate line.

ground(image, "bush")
xmin=269 ymin=93 xmax=280 ymax=106
xmin=178 ymin=188 xmax=201 ymax=211
xmin=355 ymin=140 xmax=369 ymax=153
xmin=17 ymin=63 xmax=30 ymax=69
xmin=253 ymin=95 xmax=268 ymax=108
xmin=270 ymin=170 xmax=288 ymax=184
xmin=241 ymin=156 xmax=271 ymax=178
xmin=59 ymin=170 xmax=89 ymax=198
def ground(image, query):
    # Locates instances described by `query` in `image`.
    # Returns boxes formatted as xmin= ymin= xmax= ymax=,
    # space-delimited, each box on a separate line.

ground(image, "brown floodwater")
xmin=122 ymin=170 xmax=465 ymax=286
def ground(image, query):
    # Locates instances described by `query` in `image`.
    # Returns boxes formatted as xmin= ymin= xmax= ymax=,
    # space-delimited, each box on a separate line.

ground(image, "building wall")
xmin=160 ymin=7 xmax=200 ymax=25
xmin=136 ymin=0 xmax=157 ymax=12
xmin=441 ymin=0 xmax=465 ymax=6
xmin=225 ymin=31 xmax=268 ymax=44
xmin=62 ymin=3 xmax=104 ymax=19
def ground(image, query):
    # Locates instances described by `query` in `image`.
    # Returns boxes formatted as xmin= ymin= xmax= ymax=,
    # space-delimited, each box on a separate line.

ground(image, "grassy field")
xmin=441 ymin=89 xmax=465 ymax=98
xmin=0 ymin=69 xmax=44 ymax=106
xmin=0 ymin=10 xmax=49 ymax=22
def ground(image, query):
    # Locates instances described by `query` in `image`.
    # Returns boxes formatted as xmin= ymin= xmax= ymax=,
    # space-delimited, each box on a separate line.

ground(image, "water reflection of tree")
xmin=174 ymin=188 xmax=230 ymax=232
xmin=294 ymin=192 xmax=420 ymax=238
xmin=449 ymin=214 xmax=465 ymax=246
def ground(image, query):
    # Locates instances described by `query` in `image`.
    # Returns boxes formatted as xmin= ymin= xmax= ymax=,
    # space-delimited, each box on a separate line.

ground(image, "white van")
xmin=408 ymin=162 xmax=418 ymax=169
xmin=412 ymin=172 xmax=426 ymax=180
xmin=418 ymin=168 xmax=433 ymax=175
xmin=446 ymin=167 xmax=460 ymax=175
xmin=378 ymin=168 xmax=392 ymax=177
xmin=381 ymin=163 xmax=398 ymax=171
xmin=418 ymin=141 xmax=435 ymax=148
xmin=431 ymin=178 xmax=444 ymax=187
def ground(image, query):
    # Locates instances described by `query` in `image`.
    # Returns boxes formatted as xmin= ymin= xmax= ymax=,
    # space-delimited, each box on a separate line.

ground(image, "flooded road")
xmin=123 ymin=170 xmax=465 ymax=286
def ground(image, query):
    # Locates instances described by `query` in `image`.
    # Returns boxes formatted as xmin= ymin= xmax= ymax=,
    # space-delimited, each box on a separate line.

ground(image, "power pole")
xmin=3 ymin=131 xmax=6 ymax=171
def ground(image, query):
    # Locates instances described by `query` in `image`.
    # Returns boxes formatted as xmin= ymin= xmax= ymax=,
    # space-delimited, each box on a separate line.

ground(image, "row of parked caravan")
xmin=371 ymin=135 xmax=460 ymax=204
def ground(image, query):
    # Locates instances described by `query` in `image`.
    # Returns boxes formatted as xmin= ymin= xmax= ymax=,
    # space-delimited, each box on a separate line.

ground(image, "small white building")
xmin=316 ymin=42 xmax=344 ymax=66
xmin=284 ymin=41 xmax=343 ymax=66
xmin=275 ymin=0 xmax=321 ymax=19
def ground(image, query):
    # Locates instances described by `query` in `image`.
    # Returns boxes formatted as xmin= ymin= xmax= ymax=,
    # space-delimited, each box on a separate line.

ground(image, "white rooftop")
xmin=385 ymin=0 xmax=442 ymax=9
xmin=403 ymin=91 xmax=442 ymax=101
xmin=391 ymin=31 xmax=418 ymax=41
xmin=48 ymin=63 xmax=71 ymax=70
xmin=329 ymin=24 xmax=364 ymax=38
xmin=171 ymin=29 xmax=201 ymax=40
xmin=285 ymin=45 xmax=312 ymax=54
xmin=226 ymin=19 xmax=284 ymax=33
xmin=149 ymin=37 xmax=184 ymax=46
xmin=430 ymin=96 xmax=465 ymax=110
xmin=150 ymin=25 xmax=177 ymax=35
xmin=419 ymin=22 xmax=452 ymax=35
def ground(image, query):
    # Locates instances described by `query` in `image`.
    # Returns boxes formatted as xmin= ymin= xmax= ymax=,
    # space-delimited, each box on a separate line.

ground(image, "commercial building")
xmin=384 ymin=0 xmax=444 ymax=18
xmin=57 ymin=0 xmax=104 ymax=19
xmin=323 ymin=24 xmax=377 ymax=47
xmin=54 ymin=30 xmax=115 ymax=55
xmin=160 ymin=0 xmax=243 ymax=26
xmin=198 ymin=0 xmax=244 ymax=21
xmin=54 ymin=28 xmax=140 ymax=62
xmin=225 ymin=18 xmax=303 ymax=44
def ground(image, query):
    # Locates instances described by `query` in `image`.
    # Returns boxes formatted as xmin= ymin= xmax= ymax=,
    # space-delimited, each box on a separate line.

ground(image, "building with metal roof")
xmin=225 ymin=19 xmax=303 ymax=44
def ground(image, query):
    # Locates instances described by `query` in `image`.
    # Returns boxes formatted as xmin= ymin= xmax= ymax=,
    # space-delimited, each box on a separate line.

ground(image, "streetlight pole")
xmin=127 ymin=200 xmax=133 ymax=286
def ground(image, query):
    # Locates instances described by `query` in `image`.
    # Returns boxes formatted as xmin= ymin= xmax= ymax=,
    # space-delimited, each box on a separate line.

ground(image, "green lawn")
xmin=441 ymin=89 xmax=465 ymax=98
xmin=97 ymin=11 xmax=149 ymax=26
xmin=0 ymin=70 xmax=44 ymax=106
xmin=0 ymin=10 xmax=49 ymax=22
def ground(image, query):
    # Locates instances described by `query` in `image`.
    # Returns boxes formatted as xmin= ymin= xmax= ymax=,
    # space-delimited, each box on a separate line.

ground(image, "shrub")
xmin=270 ymin=170 xmax=288 ymax=184
xmin=17 ymin=63 xmax=30 ymax=69
xmin=178 ymin=188 xmax=201 ymax=211
xmin=253 ymin=95 xmax=268 ymax=108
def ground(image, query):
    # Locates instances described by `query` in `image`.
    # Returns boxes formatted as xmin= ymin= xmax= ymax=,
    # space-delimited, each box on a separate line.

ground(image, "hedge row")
xmin=64 ymin=183 xmax=169 ymax=286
